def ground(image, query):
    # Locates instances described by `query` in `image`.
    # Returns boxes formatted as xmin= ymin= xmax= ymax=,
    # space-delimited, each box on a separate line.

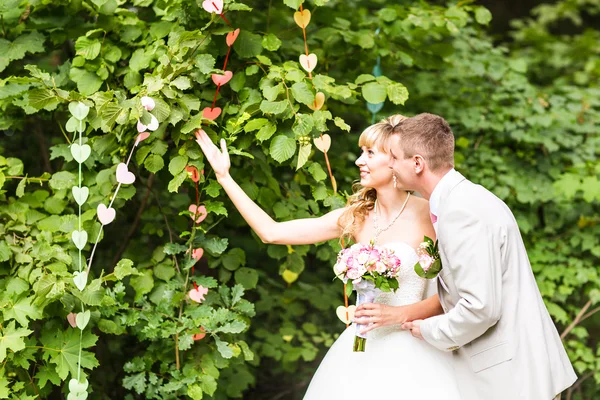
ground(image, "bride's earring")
xmin=393 ymin=174 xmax=397 ymax=189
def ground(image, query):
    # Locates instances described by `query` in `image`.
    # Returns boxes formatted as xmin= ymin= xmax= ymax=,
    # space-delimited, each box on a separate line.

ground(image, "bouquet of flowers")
xmin=414 ymin=236 xmax=442 ymax=279
xmin=333 ymin=241 xmax=402 ymax=351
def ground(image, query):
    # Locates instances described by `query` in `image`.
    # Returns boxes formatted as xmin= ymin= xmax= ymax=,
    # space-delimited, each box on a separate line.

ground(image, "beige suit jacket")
xmin=420 ymin=171 xmax=577 ymax=400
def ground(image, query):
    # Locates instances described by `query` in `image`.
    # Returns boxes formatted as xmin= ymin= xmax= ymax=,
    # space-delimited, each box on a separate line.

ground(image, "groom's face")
xmin=388 ymin=135 xmax=417 ymax=190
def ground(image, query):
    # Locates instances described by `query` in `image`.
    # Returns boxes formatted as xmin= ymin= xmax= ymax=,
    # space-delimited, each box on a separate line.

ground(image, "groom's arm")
xmin=420 ymin=208 xmax=504 ymax=352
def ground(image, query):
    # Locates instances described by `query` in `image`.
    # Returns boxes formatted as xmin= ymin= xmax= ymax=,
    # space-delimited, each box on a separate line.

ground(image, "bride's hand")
xmin=354 ymin=303 xmax=410 ymax=335
xmin=195 ymin=129 xmax=231 ymax=181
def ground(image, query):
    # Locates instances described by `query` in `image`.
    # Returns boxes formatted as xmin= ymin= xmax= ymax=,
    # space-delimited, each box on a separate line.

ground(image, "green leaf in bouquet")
xmin=345 ymin=280 xmax=353 ymax=298
xmin=414 ymin=259 xmax=442 ymax=279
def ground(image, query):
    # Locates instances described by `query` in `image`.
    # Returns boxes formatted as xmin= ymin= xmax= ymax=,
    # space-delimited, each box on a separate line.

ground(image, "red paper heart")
xmin=193 ymin=327 xmax=206 ymax=341
xmin=185 ymin=166 xmax=200 ymax=182
xmin=211 ymin=71 xmax=233 ymax=86
xmin=67 ymin=313 xmax=77 ymax=328
xmin=192 ymin=248 xmax=204 ymax=261
xmin=226 ymin=28 xmax=240 ymax=46
xmin=202 ymin=107 xmax=222 ymax=121
xmin=188 ymin=204 xmax=208 ymax=224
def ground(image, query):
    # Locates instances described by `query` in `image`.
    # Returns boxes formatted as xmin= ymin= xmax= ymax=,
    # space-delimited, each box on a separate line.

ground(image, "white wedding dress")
xmin=304 ymin=242 xmax=462 ymax=399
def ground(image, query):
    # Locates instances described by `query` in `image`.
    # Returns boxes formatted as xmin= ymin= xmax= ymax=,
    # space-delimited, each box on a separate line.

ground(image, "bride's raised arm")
xmin=195 ymin=129 xmax=344 ymax=245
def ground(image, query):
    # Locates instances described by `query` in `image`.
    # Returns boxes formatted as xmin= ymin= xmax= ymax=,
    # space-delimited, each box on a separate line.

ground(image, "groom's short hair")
xmin=397 ymin=113 xmax=455 ymax=172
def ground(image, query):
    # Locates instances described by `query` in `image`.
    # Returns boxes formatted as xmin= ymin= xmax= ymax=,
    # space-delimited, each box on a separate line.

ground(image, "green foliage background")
xmin=0 ymin=0 xmax=599 ymax=398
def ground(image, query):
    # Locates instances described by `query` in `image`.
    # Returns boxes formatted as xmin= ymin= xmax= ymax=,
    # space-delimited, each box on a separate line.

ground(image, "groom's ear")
xmin=413 ymin=155 xmax=426 ymax=174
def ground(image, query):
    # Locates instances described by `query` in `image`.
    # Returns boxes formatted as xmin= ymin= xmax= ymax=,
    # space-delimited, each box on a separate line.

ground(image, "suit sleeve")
xmin=420 ymin=208 xmax=504 ymax=351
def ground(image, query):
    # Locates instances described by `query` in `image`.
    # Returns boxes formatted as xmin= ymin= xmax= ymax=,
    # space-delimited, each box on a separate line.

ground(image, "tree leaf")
xmin=0 ymin=321 xmax=33 ymax=362
xmin=361 ymin=82 xmax=387 ymax=104
xmin=269 ymin=135 xmax=296 ymax=163
xmin=144 ymin=154 xmax=165 ymax=173
xmin=386 ymin=82 xmax=409 ymax=105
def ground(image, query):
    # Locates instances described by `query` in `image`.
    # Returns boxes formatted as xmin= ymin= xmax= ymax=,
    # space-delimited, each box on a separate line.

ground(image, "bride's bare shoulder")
xmin=408 ymin=194 xmax=431 ymax=214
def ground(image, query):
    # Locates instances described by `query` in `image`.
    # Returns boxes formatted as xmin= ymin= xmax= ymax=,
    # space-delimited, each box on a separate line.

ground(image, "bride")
xmin=195 ymin=115 xmax=462 ymax=399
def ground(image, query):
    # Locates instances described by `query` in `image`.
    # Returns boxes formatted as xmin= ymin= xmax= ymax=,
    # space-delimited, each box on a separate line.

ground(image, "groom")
xmin=390 ymin=113 xmax=576 ymax=400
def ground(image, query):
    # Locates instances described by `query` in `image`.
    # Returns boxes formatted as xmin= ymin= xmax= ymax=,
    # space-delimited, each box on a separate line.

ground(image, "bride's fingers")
xmin=220 ymin=138 xmax=228 ymax=157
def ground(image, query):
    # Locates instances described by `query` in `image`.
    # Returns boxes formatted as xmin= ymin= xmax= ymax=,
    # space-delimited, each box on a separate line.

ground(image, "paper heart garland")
xmin=335 ymin=305 xmax=356 ymax=324
xmin=202 ymin=107 xmax=222 ymax=121
xmin=76 ymin=310 xmax=91 ymax=330
xmin=136 ymin=115 xmax=159 ymax=132
xmin=71 ymin=143 xmax=91 ymax=164
xmin=67 ymin=312 xmax=77 ymax=328
xmin=141 ymin=96 xmax=155 ymax=111
xmin=69 ymin=102 xmax=90 ymax=121
xmin=97 ymin=203 xmax=116 ymax=225
xmin=299 ymin=53 xmax=318 ymax=73
xmin=188 ymin=204 xmax=208 ymax=224
xmin=72 ymin=186 xmax=89 ymax=206
xmin=308 ymin=92 xmax=325 ymax=111
xmin=189 ymin=286 xmax=209 ymax=303
xmin=314 ymin=134 xmax=331 ymax=152
xmin=226 ymin=28 xmax=240 ymax=46
xmin=211 ymin=71 xmax=233 ymax=86
xmin=71 ymin=230 xmax=88 ymax=250
xmin=202 ymin=0 xmax=222 ymax=13
xmin=73 ymin=271 xmax=87 ymax=291
xmin=293 ymin=9 xmax=311 ymax=28
xmin=66 ymin=116 xmax=86 ymax=133
xmin=116 ymin=163 xmax=135 ymax=185
xmin=192 ymin=248 xmax=204 ymax=261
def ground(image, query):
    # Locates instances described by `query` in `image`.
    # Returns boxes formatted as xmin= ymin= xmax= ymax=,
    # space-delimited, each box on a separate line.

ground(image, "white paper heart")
xmin=73 ymin=271 xmax=87 ymax=291
xmin=141 ymin=96 xmax=155 ymax=111
xmin=66 ymin=116 xmax=86 ymax=133
xmin=69 ymin=101 xmax=90 ymax=121
xmin=136 ymin=115 xmax=159 ymax=132
xmin=97 ymin=203 xmax=116 ymax=225
xmin=72 ymin=186 xmax=89 ymax=206
xmin=313 ymin=134 xmax=331 ymax=152
xmin=69 ymin=378 xmax=89 ymax=393
xmin=335 ymin=305 xmax=356 ymax=324
xmin=71 ymin=230 xmax=88 ymax=250
xmin=76 ymin=310 xmax=91 ymax=330
xmin=116 ymin=163 xmax=135 ymax=185
xmin=299 ymin=53 xmax=318 ymax=73
xmin=189 ymin=286 xmax=208 ymax=303
xmin=71 ymin=143 xmax=91 ymax=164
xmin=202 ymin=0 xmax=222 ymax=13
xmin=67 ymin=391 xmax=88 ymax=400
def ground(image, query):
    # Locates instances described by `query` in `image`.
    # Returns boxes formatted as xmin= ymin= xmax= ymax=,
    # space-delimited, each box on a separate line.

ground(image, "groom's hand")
xmin=401 ymin=320 xmax=424 ymax=340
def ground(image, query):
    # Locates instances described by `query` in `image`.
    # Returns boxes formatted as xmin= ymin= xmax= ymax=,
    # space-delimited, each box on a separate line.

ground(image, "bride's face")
xmin=355 ymin=146 xmax=393 ymax=188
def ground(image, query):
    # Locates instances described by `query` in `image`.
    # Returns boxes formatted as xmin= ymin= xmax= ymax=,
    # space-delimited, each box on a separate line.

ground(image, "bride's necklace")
xmin=372 ymin=192 xmax=411 ymax=244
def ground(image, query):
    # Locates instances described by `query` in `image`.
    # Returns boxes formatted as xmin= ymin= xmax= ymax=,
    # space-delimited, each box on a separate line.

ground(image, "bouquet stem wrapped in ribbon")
xmin=334 ymin=242 xmax=402 ymax=352
xmin=352 ymin=280 xmax=379 ymax=352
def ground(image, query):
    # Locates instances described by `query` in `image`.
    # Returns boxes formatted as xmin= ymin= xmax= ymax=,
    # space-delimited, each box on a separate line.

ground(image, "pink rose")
xmin=375 ymin=261 xmax=387 ymax=273
xmin=347 ymin=267 xmax=362 ymax=280
xmin=419 ymin=254 xmax=434 ymax=271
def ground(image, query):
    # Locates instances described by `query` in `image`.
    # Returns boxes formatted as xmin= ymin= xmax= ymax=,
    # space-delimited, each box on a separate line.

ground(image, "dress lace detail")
xmin=369 ymin=242 xmax=426 ymax=339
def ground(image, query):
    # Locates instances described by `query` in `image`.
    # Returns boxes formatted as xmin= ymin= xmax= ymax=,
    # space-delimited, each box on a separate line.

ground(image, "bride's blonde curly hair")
xmin=337 ymin=114 xmax=407 ymax=243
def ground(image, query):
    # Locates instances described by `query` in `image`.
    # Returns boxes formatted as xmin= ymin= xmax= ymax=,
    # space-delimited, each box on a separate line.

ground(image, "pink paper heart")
xmin=211 ymin=71 xmax=233 ymax=86
xmin=97 ymin=203 xmax=116 ymax=225
xmin=189 ymin=286 xmax=209 ymax=303
xmin=136 ymin=132 xmax=150 ymax=145
xmin=202 ymin=0 xmax=222 ymax=13
xmin=226 ymin=29 xmax=240 ymax=46
xmin=67 ymin=313 xmax=77 ymax=328
xmin=299 ymin=53 xmax=318 ymax=73
xmin=116 ymin=163 xmax=135 ymax=185
xmin=202 ymin=107 xmax=222 ymax=121
xmin=188 ymin=204 xmax=208 ymax=224
xmin=192 ymin=248 xmax=204 ymax=261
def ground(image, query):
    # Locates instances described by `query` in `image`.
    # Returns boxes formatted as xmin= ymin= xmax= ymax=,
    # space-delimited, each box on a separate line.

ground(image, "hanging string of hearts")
xmin=294 ymin=3 xmax=337 ymax=193
xmin=182 ymin=0 xmax=239 ymax=310
xmin=200 ymin=0 xmax=239 ymax=124
xmin=67 ymin=101 xmax=93 ymax=400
